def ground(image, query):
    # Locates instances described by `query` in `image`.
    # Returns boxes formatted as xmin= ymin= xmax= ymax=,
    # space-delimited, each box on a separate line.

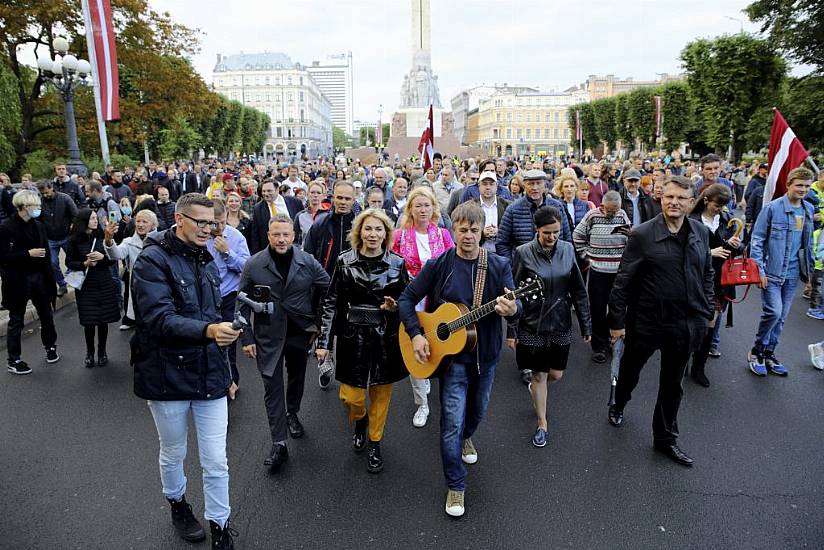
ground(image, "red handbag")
xmin=720 ymin=251 xmax=761 ymax=287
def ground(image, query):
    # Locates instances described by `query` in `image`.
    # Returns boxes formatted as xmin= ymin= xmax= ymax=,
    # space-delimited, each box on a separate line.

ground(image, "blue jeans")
xmin=47 ymin=238 xmax=68 ymax=288
xmin=148 ymin=398 xmax=230 ymax=526
xmin=754 ymin=278 xmax=799 ymax=353
xmin=711 ymin=309 xmax=724 ymax=349
xmin=439 ymin=362 xmax=496 ymax=491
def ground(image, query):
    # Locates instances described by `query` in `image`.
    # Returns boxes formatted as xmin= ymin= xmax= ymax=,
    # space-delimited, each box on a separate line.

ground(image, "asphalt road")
xmin=1 ymin=288 xmax=823 ymax=549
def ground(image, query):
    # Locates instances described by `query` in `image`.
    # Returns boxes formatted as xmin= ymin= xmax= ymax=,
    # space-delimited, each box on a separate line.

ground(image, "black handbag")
xmin=346 ymin=305 xmax=384 ymax=327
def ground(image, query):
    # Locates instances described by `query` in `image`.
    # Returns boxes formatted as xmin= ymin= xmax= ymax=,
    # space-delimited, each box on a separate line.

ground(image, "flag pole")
xmin=81 ymin=0 xmax=111 ymax=166
xmin=807 ymin=157 xmax=821 ymax=175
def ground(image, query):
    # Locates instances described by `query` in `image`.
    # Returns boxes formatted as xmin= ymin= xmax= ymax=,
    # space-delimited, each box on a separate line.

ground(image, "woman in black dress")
xmin=66 ymin=209 xmax=121 ymax=367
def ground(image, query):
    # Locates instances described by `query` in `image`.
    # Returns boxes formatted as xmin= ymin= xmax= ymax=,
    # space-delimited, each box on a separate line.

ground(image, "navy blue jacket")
xmin=398 ymin=248 xmax=520 ymax=369
xmin=496 ymin=195 xmax=572 ymax=260
xmin=131 ymin=229 xmax=231 ymax=401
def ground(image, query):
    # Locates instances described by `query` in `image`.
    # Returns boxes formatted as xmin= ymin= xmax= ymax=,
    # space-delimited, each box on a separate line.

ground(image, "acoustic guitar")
xmin=399 ymin=278 xmax=543 ymax=379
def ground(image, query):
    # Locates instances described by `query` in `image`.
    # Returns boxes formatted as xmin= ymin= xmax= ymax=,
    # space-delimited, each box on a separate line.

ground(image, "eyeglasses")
xmin=180 ymin=212 xmax=218 ymax=230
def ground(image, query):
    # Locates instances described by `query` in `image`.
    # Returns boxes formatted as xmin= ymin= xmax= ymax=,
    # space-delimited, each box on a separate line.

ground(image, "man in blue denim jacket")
xmin=748 ymin=167 xmax=815 ymax=376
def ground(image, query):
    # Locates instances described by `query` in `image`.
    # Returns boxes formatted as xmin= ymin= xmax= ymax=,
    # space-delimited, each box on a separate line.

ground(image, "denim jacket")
xmin=750 ymin=195 xmax=814 ymax=284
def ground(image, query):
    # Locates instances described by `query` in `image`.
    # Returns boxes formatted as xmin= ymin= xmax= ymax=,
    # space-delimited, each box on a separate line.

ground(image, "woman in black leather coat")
xmin=508 ymin=206 xmax=592 ymax=448
xmin=316 ymin=208 xmax=409 ymax=473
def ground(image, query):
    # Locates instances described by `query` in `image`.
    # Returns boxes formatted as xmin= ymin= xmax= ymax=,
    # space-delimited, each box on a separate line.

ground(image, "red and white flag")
xmin=575 ymin=110 xmax=582 ymax=141
xmin=763 ymin=108 xmax=808 ymax=205
xmin=654 ymin=95 xmax=662 ymax=138
xmin=83 ymin=0 xmax=120 ymax=121
xmin=418 ymin=105 xmax=434 ymax=170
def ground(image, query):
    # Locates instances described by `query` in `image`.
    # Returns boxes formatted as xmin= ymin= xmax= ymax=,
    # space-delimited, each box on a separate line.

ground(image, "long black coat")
xmin=317 ymin=249 xmax=409 ymax=388
xmin=239 ymin=246 xmax=330 ymax=376
xmin=66 ymin=231 xmax=121 ymax=326
xmin=0 ymin=214 xmax=56 ymax=311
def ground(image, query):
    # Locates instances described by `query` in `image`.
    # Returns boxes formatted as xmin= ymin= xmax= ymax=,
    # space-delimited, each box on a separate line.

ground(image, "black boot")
xmin=263 ymin=443 xmax=288 ymax=472
xmin=84 ymin=351 xmax=95 ymax=368
xmin=167 ymin=495 xmax=206 ymax=542
xmin=367 ymin=440 xmax=383 ymax=473
xmin=97 ymin=352 xmax=108 ymax=367
xmin=352 ymin=415 xmax=368 ymax=452
xmin=690 ymin=330 xmax=713 ymax=388
xmin=209 ymin=520 xmax=237 ymax=550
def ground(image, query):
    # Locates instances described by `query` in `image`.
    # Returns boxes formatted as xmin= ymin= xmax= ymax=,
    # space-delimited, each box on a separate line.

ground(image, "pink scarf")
xmin=392 ymin=223 xmax=454 ymax=278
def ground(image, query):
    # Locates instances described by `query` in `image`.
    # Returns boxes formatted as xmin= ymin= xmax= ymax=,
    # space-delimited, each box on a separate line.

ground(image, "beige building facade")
xmin=475 ymin=88 xmax=589 ymax=158
xmin=585 ymin=73 xmax=682 ymax=101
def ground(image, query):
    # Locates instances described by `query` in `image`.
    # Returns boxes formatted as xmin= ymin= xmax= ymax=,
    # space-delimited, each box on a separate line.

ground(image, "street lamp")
xmin=36 ymin=37 xmax=91 ymax=177
xmin=724 ymin=15 xmax=744 ymax=34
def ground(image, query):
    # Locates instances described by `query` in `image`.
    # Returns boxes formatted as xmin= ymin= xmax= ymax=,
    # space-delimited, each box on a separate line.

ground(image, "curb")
xmin=0 ymin=288 xmax=77 ymax=338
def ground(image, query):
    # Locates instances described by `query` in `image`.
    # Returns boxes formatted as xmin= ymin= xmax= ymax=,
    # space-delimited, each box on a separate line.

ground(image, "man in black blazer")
xmin=249 ymin=180 xmax=303 ymax=254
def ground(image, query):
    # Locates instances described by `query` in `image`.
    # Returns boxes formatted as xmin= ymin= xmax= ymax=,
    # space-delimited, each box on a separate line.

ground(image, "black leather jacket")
xmin=317 ymin=248 xmax=409 ymax=388
xmin=510 ymin=239 xmax=591 ymax=337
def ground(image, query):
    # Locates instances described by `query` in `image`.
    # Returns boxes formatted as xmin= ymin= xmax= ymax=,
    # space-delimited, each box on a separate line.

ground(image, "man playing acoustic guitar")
xmin=398 ymin=201 xmax=519 ymax=518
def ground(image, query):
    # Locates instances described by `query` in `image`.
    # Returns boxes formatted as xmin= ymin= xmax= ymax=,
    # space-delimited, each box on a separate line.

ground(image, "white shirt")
xmin=565 ymin=201 xmax=575 ymax=223
xmin=287 ymin=177 xmax=307 ymax=193
xmin=414 ymin=230 xmax=431 ymax=312
xmin=480 ymin=198 xmax=498 ymax=228
xmin=701 ymin=213 xmax=720 ymax=234
xmin=268 ymin=195 xmax=290 ymax=219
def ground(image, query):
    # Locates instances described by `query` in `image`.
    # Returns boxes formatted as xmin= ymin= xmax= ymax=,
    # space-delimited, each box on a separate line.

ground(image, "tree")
xmin=0 ymin=59 xmax=21 ymax=171
xmin=359 ymin=126 xmax=375 ymax=146
xmin=0 ymin=0 xmax=219 ymax=176
xmin=779 ymin=76 xmax=824 ymax=153
xmin=659 ymin=81 xmax=693 ymax=149
xmin=746 ymin=0 xmax=824 ymax=74
xmin=156 ymin=117 xmax=200 ymax=161
xmin=566 ymin=104 xmax=597 ymax=151
xmin=332 ymin=125 xmax=352 ymax=150
xmin=591 ymin=98 xmax=617 ymax=150
xmin=614 ymin=94 xmax=633 ymax=150
xmin=681 ymin=34 xmax=785 ymax=159
xmin=627 ymin=87 xmax=656 ymax=151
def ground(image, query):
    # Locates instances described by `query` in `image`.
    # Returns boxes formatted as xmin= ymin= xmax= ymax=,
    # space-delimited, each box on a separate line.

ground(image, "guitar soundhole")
xmin=436 ymin=323 xmax=451 ymax=341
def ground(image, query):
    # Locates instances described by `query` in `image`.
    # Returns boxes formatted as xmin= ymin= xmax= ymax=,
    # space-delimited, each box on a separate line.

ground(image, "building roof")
xmin=214 ymin=52 xmax=296 ymax=72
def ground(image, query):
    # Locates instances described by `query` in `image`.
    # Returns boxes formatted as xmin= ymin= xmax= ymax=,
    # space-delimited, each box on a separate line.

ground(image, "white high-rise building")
xmin=212 ymin=52 xmax=333 ymax=159
xmin=306 ymin=53 xmax=354 ymax=136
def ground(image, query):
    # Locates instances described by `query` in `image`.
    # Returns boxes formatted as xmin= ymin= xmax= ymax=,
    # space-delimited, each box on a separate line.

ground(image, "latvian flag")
xmin=83 ymin=0 xmax=120 ymax=121
xmin=418 ymin=105 xmax=434 ymax=171
xmin=763 ymin=109 xmax=808 ymax=205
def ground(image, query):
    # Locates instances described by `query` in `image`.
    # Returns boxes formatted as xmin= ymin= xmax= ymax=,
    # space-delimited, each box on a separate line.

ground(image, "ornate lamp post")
xmin=36 ymin=37 xmax=92 ymax=177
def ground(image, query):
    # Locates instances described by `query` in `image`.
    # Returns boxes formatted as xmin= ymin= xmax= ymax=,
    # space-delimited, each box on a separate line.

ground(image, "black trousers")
xmin=588 ymin=270 xmax=616 ymax=354
xmin=261 ymin=342 xmax=309 ymax=444
xmin=219 ymin=292 xmax=239 ymax=384
xmin=7 ymin=274 xmax=57 ymax=362
xmin=615 ymin=330 xmax=692 ymax=445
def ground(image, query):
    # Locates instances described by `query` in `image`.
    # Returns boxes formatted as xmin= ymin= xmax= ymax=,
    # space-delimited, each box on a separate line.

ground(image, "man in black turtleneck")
xmin=239 ymin=213 xmax=330 ymax=472
xmin=302 ymin=180 xmax=356 ymax=276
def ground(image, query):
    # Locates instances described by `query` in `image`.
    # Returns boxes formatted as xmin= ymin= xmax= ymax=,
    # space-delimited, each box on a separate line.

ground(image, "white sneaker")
xmin=809 ymin=343 xmax=824 ymax=370
xmin=445 ymin=489 xmax=465 ymax=517
xmin=412 ymin=405 xmax=429 ymax=427
xmin=461 ymin=438 xmax=478 ymax=464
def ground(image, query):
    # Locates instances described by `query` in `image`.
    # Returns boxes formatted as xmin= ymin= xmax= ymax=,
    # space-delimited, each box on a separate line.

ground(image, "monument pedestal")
xmin=385 ymin=108 xmax=461 ymax=158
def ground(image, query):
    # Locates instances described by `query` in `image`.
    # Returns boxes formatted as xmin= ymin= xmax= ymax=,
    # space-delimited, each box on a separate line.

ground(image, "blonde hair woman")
xmin=315 ymin=208 xmax=410 ymax=474
xmin=553 ymin=171 xmax=590 ymax=228
xmin=392 ymin=186 xmax=454 ymax=428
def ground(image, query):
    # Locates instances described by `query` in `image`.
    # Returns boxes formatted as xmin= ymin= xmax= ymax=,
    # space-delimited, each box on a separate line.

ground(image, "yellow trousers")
xmin=339 ymin=383 xmax=393 ymax=442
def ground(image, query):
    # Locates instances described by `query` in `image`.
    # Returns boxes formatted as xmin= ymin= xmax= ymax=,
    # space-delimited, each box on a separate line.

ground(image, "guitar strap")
xmin=473 ymin=248 xmax=488 ymax=309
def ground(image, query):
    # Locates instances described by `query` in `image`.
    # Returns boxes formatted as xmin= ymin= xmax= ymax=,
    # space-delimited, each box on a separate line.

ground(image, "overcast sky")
xmin=149 ymin=0 xmax=781 ymax=123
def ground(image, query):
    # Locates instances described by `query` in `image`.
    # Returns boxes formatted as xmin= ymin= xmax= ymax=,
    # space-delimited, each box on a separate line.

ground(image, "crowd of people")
xmin=0 ymin=151 xmax=822 ymax=548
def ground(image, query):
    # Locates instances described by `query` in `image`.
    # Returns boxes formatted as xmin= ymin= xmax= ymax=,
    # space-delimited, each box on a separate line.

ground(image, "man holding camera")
xmin=131 ymin=193 xmax=241 ymax=549
xmin=239 ymin=213 xmax=330 ymax=472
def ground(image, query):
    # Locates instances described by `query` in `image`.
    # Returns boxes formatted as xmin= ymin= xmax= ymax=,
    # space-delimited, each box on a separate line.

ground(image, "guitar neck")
xmin=448 ymin=292 xmax=517 ymax=332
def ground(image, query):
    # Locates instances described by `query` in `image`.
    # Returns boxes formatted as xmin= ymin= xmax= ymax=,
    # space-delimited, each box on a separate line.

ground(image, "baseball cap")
xmin=479 ymin=171 xmax=497 ymax=182
xmin=759 ymin=162 xmax=769 ymax=170
xmin=352 ymin=181 xmax=362 ymax=188
xmin=623 ymin=168 xmax=642 ymax=181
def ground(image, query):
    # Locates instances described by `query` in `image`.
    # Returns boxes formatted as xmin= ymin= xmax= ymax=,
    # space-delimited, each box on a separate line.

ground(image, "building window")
xmin=299 ymin=91 xmax=304 ymax=102
xmin=526 ymin=113 xmax=531 ymax=123
xmin=516 ymin=112 xmax=521 ymax=122
xmin=276 ymin=127 xmax=282 ymax=137
xmin=564 ymin=128 xmax=569 ymax=138
xmin=526 ymin=128 xmax=532 ymax=139
xmin=554 ymin=128 xmax=560 ymax=138
xmin=516 ymin=128 xmax=522 ymax=138
xmin=545 ymin=112 xmax=550 ymax=122
xmin=506 ymin=128 xmax=512 ymax=138
xmin=287 ymin=76 xmax=292 ymax=85
xmin=300 ymin=76 xmax=303 ymax=85
xmin=493 ymin=129 xmax=499 ymax=139
xmin=554 ymin=111 xmax=560 ymax=122
xmin=287 ymin=92 xmax=293 ymax=101
xmin=496 ymin=112 xmax=501 ymax=122
xmin=507 ymin=112 xmax=512 ymax=122
xmin=300 ymin=109 xmax=305 ymax=122
xmin=544 ymin=128 xmax=550 ymax=139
